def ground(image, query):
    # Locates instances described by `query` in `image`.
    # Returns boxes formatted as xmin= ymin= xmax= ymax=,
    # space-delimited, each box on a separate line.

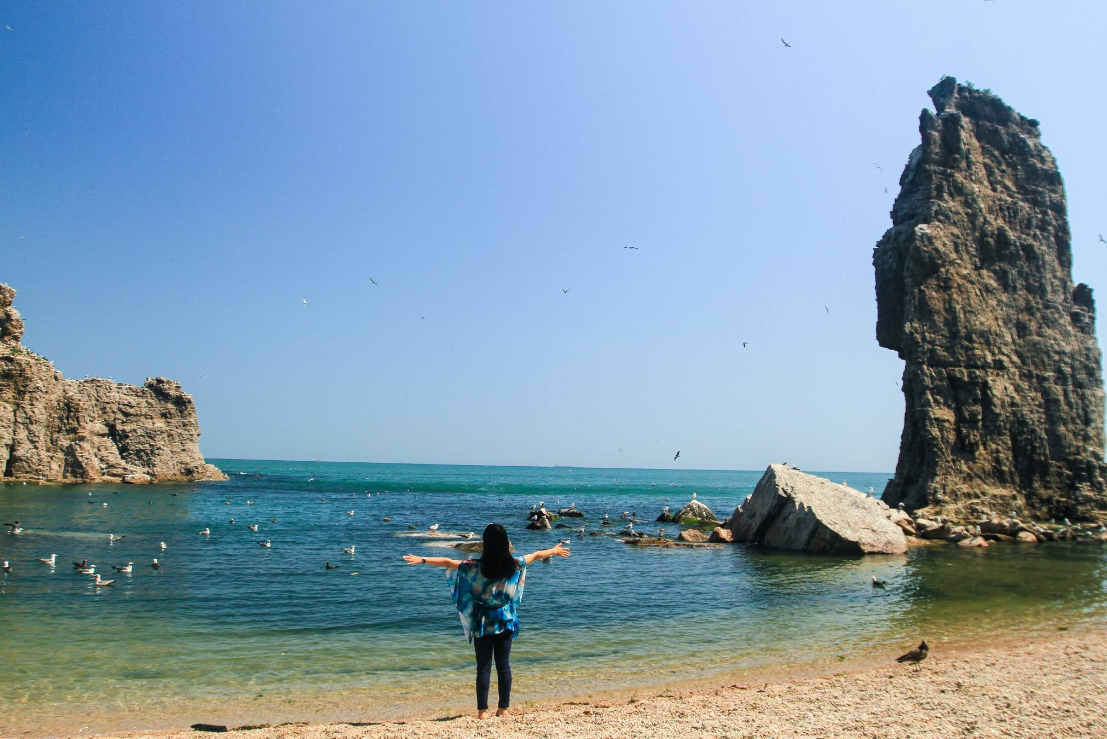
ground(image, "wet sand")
xmin=96 ymin=626 xmax=1107 ymax=739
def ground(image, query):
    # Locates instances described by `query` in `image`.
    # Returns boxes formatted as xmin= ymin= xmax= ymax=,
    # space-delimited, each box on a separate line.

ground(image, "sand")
xmin=96 ymin=628 xmax=1107 ymax=739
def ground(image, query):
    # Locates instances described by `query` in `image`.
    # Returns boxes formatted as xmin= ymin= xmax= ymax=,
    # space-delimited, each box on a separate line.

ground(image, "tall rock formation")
xmin=874 ymin=78 xmax=1107 ymax=521
xmin=1 ymin=283 xmax=225 ymax=483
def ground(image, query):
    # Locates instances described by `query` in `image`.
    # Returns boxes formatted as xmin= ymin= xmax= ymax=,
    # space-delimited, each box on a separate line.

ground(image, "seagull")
xmin=562 ymin=289 xmax=569 ymax=294
xmin=111 ymin=562 xmax=134 ymax=573
xmin=691 ymin=492 xmax=697 ymax=500
xmin=151 ymin=559 xmax=160 ymax=570
xmin=77 ymin=565 xmax=96 ymax=575
xmin=248 ymin=524 xmax=259 ymax=532
xmin=346 ymin=510 xmax=354 ymax=516
xmin=872 ymin=576 xmax=887 ymax=588
xmin=3 ymin=561 xmax=11 ymax=574
xmin=258 ymin=539 xmax=271 ymax=548
xmin=658 ymin=529 xmax=665 ymax=538
xmin=875 ymin=163 xmax=883 ymax=172
xmin=557 ymin=539 xmax=571 ymax=546
xmin=342 ymin=545 xmax=356 ymax=554
xmin=407 ymin=524 xmax=417 ymax=530
xmin=461 ymin=532 xmax=475 ymax=540
xmin=428 ymin=523 xmax=439 ymax=532
xmin=575 ymin=527 xmax=585 ymax=535
xmin=624 ymin=245 xmax=638 ymax=250
xmin=302 ymin=297 xmax=307 ymax=308
xmin=1064 ymin=518 xmax=1072 ymax=526
xmin=781 ymin=38 xmax=791 ymax=47
xmin=383 ymin=517 xmax=392 ymax=522
xmin=198 ymin=528 xmax=210 ymax=536
xmin=673 ymin=451 xmax=681 ymax=461
xmin=896 ymin=640 xmax=929 ymax=670
xmin=108 ymin=534 xmax=125 ymax=542
xmin=325 ymin=561 xmax=340 ymax=570
xmin=369 ymin=277 xmax=379 ymax=286
xmin=159 ymin=542 xmax=167 ymax=550
xmin=742 ymin=342 xmax=748 ymax=348
xmin=92 ymin=574 xmax=116 ymax=587
xmin=825 ymin=305 xmax=829 ymax=314
xmin=37 ymin=554 xmax=56 ymax=565
xmin=230 ymin=518 xmax=236 ymax=524
xmin=73 ymin=559 xmax=88 ymax=570
xmin=1099 ymin=234 xmax=1106 ymax=244
xmin=4 ymin=25 xmax=11 ymax=32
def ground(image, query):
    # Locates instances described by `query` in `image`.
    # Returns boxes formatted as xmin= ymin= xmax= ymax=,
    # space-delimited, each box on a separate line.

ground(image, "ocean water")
xmin=1 ymin=460 xmax=1105 ymax=737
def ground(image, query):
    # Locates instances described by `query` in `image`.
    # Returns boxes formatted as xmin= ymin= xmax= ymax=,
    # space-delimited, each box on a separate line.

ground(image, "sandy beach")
xmin=91 ymin=627 xmax=1107 ymax=739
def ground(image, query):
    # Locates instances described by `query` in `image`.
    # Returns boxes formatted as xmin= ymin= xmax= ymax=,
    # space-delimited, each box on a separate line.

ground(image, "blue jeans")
xmin=474 ymin=630 xmax=513 ymax=710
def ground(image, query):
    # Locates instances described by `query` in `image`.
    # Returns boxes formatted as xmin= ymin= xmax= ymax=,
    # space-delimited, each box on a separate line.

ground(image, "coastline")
xmin=41 ymin=623 xmax=1107 ymax=739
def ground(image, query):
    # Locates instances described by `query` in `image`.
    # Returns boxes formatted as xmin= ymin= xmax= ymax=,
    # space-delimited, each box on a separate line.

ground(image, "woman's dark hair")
xmin=479 ymin=523 xmax=518 ymax=580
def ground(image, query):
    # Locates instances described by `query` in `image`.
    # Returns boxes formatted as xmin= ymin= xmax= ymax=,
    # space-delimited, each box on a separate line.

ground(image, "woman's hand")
xmin=550 ymin=544 xmax=570 ymax=558
xmin=402 ymin=554 xmax=423 ymax=565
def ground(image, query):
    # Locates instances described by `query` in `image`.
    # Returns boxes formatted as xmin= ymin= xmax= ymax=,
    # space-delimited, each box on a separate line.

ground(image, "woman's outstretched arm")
xmin=402 ymin=554 xmax=463 ymax=569
xmin=524 ymin=543 xmax=570 ymax=565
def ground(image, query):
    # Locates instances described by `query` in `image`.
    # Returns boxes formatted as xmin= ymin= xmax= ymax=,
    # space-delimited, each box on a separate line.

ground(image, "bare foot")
xmin=496 ymin=708 xmax=509 ymax=717
xmin=477 ymin=710 xmax=489 ymax=720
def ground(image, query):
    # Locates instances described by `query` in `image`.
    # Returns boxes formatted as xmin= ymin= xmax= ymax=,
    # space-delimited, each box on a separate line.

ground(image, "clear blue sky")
xmin=2 ymin=1 xmax=1105 ymax=471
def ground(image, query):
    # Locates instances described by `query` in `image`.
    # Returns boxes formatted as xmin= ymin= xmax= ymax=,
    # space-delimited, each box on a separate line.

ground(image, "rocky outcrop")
xmin=726 ymin=465 xmax=908 ymax=555
xmin=0 ymin=284 xmax=225 ymax=484
xmin=874 ymin=78 xmax=1107 ymax=522
xmin=671 ymin=498 xmax=718 ymax=524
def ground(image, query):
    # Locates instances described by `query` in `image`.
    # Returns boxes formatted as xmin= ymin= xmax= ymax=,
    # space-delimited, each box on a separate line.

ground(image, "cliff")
xmin=874 ymin=78 xmax=1107 ymax=521
xmin=0 ymin=283 xmax=226 ymax=483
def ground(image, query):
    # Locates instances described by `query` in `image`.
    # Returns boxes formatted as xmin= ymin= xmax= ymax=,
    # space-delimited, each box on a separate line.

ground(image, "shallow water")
xmin=1 ymin=460 xmax=1105 ymax=737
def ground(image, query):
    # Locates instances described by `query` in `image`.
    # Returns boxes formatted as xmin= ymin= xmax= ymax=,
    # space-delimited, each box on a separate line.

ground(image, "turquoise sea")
xmin=2 ymin=460 xmax=1106 ymax=737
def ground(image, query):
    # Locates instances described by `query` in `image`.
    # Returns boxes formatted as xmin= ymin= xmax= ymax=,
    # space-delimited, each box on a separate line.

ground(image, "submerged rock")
xmin=0 ymin=284 xmax=225 ymax=484
xmin=726 ymin=465 xmax=908 ymax=555
xmin=874 ymin=78 xmax=1107 ymax=521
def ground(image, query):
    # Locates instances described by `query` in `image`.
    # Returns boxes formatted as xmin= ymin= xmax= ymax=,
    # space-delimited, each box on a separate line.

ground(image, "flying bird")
xmin=875 ymin=163 xmax=883 ymax=172
xmin=562 ymin=289 xmax=569 ymax=294
xmin=302 ymin=297 xmax=307 ymax=308
xmin=742 ymin=342 xmax=748 ymax=348
xmin=896 ymin=640 xmax=929 ymax=670
xmin=673 ymin=451 xmax=681 ymax=461
xmin=1099 ymin=234 xmax=1106 ymax=244
xmin=369 ymin=277 xmax=379 ymax=286
xmin=781 ymin=38 xmax=791 ymax=47
xmin=825 ymin=305 xmax=829 ymax=314
xmin=624 ymin=246 xmax=638 ymax=250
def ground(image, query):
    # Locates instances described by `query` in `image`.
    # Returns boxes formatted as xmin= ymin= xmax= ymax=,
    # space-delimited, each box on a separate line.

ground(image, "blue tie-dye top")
xmin=446 ymin=557 xmax=527 ymax=643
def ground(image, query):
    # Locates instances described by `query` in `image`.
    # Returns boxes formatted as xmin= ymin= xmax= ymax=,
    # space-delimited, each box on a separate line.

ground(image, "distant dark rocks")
xmin=557 ymin=508 xmax=584 ymax=517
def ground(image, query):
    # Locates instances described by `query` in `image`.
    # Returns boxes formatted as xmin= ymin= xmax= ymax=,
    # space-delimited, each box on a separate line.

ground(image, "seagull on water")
xmin=159 ymin=542 xmax=167 ymax=550
xmin=346 ymin=510 xmax=354 ymax=516
xmin=896 ymin=640 xmax=929 ymax=670
xmin=258 ymin=539 xmax=271 ymax=548
xmin=111 ymin=562 xmax=133 ymax=573
xmin=151 ymin=559 xmax=160 ymax=570
xmin=77 ymin=565 xmax=96 ymax=575
xmin=558 ymin=539 xmax=571 ymax=546
xmin=383 ymin=516 xmax=391 ymax=522
xmin=108 ymin=534 xmax=125 ymax=542
xmin=325 ymin=561 xmax=340 ymax=570
xmin=3 ymin=561 xmax=11 ymax=574
xmin=248 ymin=524 xmax=259 ymax=532
xmin=92 ymin=574 xmax=116 ymax=587
xmin=73 ymin=559 xmax=88 ymax=570
xmin=198 ymin=528 xmax=210 ymax=536
xmin=37 ymin=554 xmax=56 ymax=565
xmin=342 ymin=545 xmax=356 ymax=554
xmin=872 ymin=576 xmax=887 ymax=588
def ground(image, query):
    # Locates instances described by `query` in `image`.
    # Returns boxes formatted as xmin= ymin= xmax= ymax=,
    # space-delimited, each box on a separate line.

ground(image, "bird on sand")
xmin=872 ymin=576 xmax=887 ymax=588
xmin=258 ymin=540 xmax=271 ymax=548
xmin=781 ymin=38 xmax=791 ymax=47
xmin=151 ymin=559 xmax=160 ymax=570
xmin=673 ymin=451 xmax=681 ymax=461
xmin=325 ymin=562 xmax=340 ymax=570
xmin=342 ymin=545 xmax=356 ymax=554
xmin=92 ymin=574 xmax=116 ymax=586
xmin=37 ymin=554 xmax=56 ymax=565
xmin=111 ymin=562 xmax=133 ymax=573
xmin=896 ymin=640 xmax=929 ymax=670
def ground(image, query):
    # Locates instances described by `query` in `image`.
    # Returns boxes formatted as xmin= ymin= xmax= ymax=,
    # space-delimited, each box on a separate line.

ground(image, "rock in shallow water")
xmin=726 ymin=465 xmax=908 ymax=555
